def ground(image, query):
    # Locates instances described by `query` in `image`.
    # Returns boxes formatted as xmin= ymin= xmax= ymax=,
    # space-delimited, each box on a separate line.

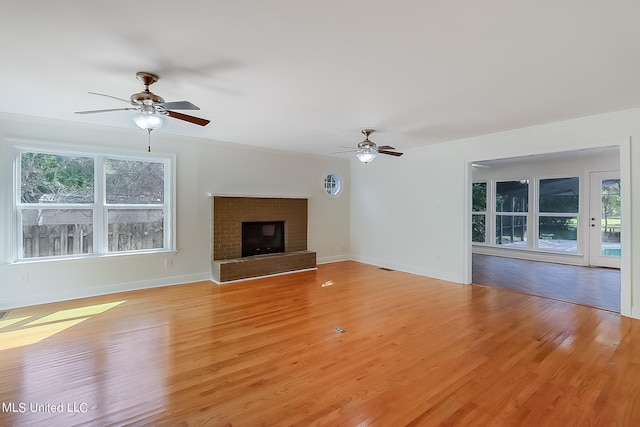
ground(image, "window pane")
xmin=21 ymin=153 xmax=94 ymax=203
xmin=108 ymin=209 xmax=164 ymax=252
xmin=323 ymin=173 xmax=342 ymax=196
xmin=472 ymin=214 xmax=486 ymax=243
xmin=496 ymin=215 xmax=527 ymax=247
xmin=472 ymin=182 xmax=487 ymax=212
xmin=601 ymin=179 xmax=621 ymax=257
xmin=496 ymin=181 xmax=528 ymax=212
xmin=106 ymin=159 xmax=164 ymax=204
xmin=538 ymin=216 xmax=577 ymax=252
xmin=539 ymin=177 xmax=579 ymax=213
xmin=21 ymin=209 xmax=93 ymax=258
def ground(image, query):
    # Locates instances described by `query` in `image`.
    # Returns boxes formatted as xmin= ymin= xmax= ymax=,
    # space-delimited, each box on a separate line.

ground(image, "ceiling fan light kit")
xmin=356 ymin=147 xmax=378 ymax=163
xmin=75 ymin=71 xmax=210 ymax=151
xmin=353 ymin=129 xmax=403 ymax=164
xmin=133 ymin=113 xmax=164 ymax=131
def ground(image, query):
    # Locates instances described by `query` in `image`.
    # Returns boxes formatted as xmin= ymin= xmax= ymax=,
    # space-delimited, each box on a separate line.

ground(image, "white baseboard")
xmin=0 ymin=272 xmax=213 ymax=310
xmin=472 ymin=245 xmax=585 ymax=266
xmin=350 ymin=255 xmax=464 ymax=284
xmin=317 ymin=254 xmax=351 ymax=264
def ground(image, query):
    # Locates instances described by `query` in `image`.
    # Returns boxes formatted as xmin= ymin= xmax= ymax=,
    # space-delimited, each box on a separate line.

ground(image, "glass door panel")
xmin=600 ymin=178 xmax=621 ymax=257
xmin=589 ymin=171 xmax=621 ymax=268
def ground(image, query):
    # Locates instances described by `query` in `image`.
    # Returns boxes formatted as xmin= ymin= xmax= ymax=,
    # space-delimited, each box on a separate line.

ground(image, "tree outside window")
xmin=601 ymin=179 xmax=621 ymax=237
xmin=472 ymin=182 xmax=487 ymax=243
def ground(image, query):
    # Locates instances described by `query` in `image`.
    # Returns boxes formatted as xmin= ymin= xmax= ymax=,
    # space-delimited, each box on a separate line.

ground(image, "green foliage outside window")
xmin=472 ymin=214 xmax=486 ymax=242
xmin=472 ymin=183 xmax=487 ymax=242
xmin=21 ymin=153 xmax=94 ymax=203
xmin=602 ymin=179 xmax=621 ymax=232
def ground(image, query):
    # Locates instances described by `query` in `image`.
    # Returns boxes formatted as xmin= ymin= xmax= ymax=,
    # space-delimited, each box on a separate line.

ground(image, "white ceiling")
xmin=2 ymin=1 xmax=640 ymax=156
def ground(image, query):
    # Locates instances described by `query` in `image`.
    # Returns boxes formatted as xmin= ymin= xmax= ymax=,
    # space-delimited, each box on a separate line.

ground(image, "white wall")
xmin=350 ymin=140 xmax=471 ymax=283
xmin=350 ymin=109 xmax=638 ymax=318
xmin=0 ymin=114 xmax=351 ymax=309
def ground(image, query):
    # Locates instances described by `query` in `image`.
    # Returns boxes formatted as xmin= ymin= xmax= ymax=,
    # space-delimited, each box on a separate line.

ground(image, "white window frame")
xmin=13 ymin=146 xmax=175 ymax=262
xmin=536 ymin=176 xmax=580 ymax=254
xmin=494 ymin=179 xmax=530 ymax=248
xmin=477 ymin=176 xmax=582 ymax=255
xmin=321 ymin=172 xmax=343 ymax=197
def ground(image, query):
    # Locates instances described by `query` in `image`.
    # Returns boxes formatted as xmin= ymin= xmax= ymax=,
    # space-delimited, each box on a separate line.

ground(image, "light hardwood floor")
xmin=1 ymin=261 xmax=639 ymax=426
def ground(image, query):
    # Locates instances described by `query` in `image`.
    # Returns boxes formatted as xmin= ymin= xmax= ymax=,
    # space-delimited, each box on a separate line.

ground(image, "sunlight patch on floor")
xmin=0 ymin=301 xmax=127 ymax=351
xmin=24 ymin=301 xmax=126 ymax=326
xmin=0 ymin=318 xmax=88 ymax=351
xmin=0 ymin=316 xmax=32 ymax=330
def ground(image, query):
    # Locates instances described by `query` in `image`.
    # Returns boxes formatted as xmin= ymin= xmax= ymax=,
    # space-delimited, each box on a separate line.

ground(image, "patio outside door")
xmin=589 ymin=171 xmax=621 ymax=268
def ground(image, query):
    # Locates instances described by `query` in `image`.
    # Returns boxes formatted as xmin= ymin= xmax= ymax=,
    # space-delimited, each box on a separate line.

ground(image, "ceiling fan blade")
xmin=378 ymin=150 xmax=404 ymax=157
xmin=331 ymin=149 xmax=359 ymax=154
xmin=88 ymin=92 xmax=133 ymax=104
xmin=377 ymin=145 xmax=396 ymax=150
xmin=165 ymin=110 xmax=210 ymax=126
xmin=158 ymin=101 xmax=200 ymax=110
xmin=75 ymin=107 xmax=139 ymax=114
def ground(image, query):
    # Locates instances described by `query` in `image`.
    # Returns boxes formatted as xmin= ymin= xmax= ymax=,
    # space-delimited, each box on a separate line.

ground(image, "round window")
xmin=323 ymin=173 xmax=342 ymax=197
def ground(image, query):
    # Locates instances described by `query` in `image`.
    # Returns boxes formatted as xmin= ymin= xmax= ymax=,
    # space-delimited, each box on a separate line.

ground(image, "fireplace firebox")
xmin=242 ymin=221 xmax=285 ymax=257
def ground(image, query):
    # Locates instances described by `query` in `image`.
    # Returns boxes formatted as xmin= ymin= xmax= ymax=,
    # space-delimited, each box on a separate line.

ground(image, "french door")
xmin=589 ymin=171 xmax=621 ymax=268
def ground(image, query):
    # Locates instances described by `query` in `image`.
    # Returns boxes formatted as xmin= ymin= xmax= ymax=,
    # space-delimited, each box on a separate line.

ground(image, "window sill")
xmin=472 ymin=244 xmax=584 ymax=266
xmin=472 ymin=243 xmax=581 ymax=256
xmin=11 ymin=249 xmax=178 ymax=265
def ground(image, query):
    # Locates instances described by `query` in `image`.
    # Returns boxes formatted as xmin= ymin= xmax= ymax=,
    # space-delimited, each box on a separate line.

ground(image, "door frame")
xmin=464 ymin=137 xmax=632 ymax=318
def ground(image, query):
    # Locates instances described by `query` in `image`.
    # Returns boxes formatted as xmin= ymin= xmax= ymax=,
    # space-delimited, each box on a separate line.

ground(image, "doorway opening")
xmin=469 ymin=146 xmax=623 ymax=313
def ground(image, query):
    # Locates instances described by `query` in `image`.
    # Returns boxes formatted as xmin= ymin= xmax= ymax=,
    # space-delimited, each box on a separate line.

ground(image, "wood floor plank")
xmin=472 ymin=253 xmax=621 ymax=312
xmin=0 ymin=261 xmax=638 ymax=426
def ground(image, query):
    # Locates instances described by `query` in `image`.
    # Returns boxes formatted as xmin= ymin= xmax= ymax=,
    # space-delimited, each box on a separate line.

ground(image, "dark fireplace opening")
xmin=242 ymin=221 xmax=285 ymax=257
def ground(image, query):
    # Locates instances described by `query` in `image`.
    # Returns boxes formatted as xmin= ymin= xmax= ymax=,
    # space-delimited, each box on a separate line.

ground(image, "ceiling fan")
xmin=337 ymin=129 xmax=404 ymax=163
xmin=75 ymin=71 xmax=211 ymax=128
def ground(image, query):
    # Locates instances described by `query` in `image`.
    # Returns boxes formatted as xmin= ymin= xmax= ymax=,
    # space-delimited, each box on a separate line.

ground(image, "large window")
xmin=538 ymin=177 xmax=579 ymax=252
xmin=472 ymin=176 xmax=580 ymax=254
xmin=16 ymin=150 xmax=172 ymax=260
xmin=472 ymin=182 xmax=487 ymax=243
xmin=495 ymin=180 xmax=528 ymax=247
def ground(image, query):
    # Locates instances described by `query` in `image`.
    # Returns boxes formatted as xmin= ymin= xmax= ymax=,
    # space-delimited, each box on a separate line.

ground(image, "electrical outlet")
xmin=20 ymin=272 xmax=29 ymax=282
xmin=164 ymin=257 xmax=173 ymax=268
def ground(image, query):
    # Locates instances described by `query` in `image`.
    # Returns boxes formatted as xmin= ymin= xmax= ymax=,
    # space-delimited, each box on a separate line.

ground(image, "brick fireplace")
xmin=211 ymin=196 xmax=316 ymax=282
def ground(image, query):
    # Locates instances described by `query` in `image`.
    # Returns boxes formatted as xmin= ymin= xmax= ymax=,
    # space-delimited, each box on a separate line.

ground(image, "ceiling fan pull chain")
xmin=147 ymin=128 xmax=152 ymax=152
